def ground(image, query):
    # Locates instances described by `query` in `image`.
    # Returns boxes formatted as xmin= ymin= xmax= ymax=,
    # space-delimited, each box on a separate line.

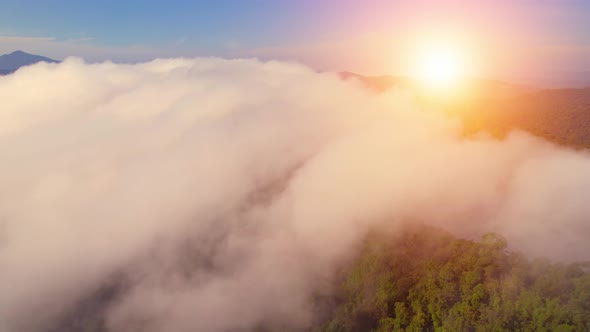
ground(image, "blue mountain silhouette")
xmin=0 ymin=50 xmax=59 ymax=75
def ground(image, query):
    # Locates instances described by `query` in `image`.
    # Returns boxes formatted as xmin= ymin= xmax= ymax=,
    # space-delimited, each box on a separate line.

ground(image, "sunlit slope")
xmin=342 ymin=73 xmax=590 ymax=149
xmin=464 ymin=87 xmax=590 ymax=148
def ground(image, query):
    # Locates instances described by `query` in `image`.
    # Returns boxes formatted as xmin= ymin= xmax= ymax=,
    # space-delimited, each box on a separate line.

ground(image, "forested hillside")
xmin=317 ymin=226 xmax=590 ymax=332
xmin=343 ymin=73 xmax=590 ymax=149
xmin=463 ymin=88 xmax=590 ymax=149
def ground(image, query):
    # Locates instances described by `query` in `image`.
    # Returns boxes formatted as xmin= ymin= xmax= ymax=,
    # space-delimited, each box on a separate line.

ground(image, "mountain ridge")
xmin=342 ymin=71 xmax=590 ymax=149
xmin=0 ymin=50 xmax=59 ymax=74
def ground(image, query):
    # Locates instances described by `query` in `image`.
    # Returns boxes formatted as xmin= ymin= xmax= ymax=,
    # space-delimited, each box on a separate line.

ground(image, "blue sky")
xmin=0 ymin=1 xmax=332 ymax=49
xmin=1 ymin=0 xmax=589 ymax=84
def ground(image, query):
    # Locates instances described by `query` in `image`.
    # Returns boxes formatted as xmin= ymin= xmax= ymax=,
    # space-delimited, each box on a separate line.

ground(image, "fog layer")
xmin=0 ymin=58 xmax=589 ymax=331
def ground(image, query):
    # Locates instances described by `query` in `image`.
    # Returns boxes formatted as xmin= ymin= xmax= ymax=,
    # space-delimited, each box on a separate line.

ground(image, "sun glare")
xmin=418 ymin=47 xmax=461 ymax=85
xmin=409 ymin=39 xmax=470 ymax=94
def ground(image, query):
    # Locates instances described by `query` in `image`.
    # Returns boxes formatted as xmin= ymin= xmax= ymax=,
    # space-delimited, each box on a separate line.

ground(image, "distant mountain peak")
xmin=0 ymin=50 xmax=59 ymax=74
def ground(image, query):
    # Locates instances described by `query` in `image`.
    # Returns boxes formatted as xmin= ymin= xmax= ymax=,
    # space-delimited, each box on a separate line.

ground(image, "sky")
xmin=1 ymin=0 xmax=590 ymax=85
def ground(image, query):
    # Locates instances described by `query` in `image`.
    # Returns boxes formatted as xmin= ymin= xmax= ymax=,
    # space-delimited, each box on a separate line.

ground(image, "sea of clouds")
xmin=1 ymin=58 xmax=589 ymax=331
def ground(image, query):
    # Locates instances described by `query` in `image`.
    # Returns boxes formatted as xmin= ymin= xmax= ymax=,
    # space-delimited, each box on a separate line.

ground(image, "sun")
xmin=409 ymin=40 xmax=469 ymax=93
xmin=417 ymin=46 xmax=462 ymax=86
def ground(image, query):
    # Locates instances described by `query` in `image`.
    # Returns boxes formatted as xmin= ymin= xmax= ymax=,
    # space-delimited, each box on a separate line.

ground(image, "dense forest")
xmin=316 ymin=225 xmax=590 ymax=332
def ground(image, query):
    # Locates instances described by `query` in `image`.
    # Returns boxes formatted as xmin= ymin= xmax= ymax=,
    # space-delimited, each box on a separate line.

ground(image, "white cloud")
xmin=0 ymin=58 xmax=589 ymax=332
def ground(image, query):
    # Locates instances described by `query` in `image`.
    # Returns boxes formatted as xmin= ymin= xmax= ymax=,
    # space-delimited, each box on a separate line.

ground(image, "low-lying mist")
xmin=0 ymin=58 xmax=589 ymax=332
